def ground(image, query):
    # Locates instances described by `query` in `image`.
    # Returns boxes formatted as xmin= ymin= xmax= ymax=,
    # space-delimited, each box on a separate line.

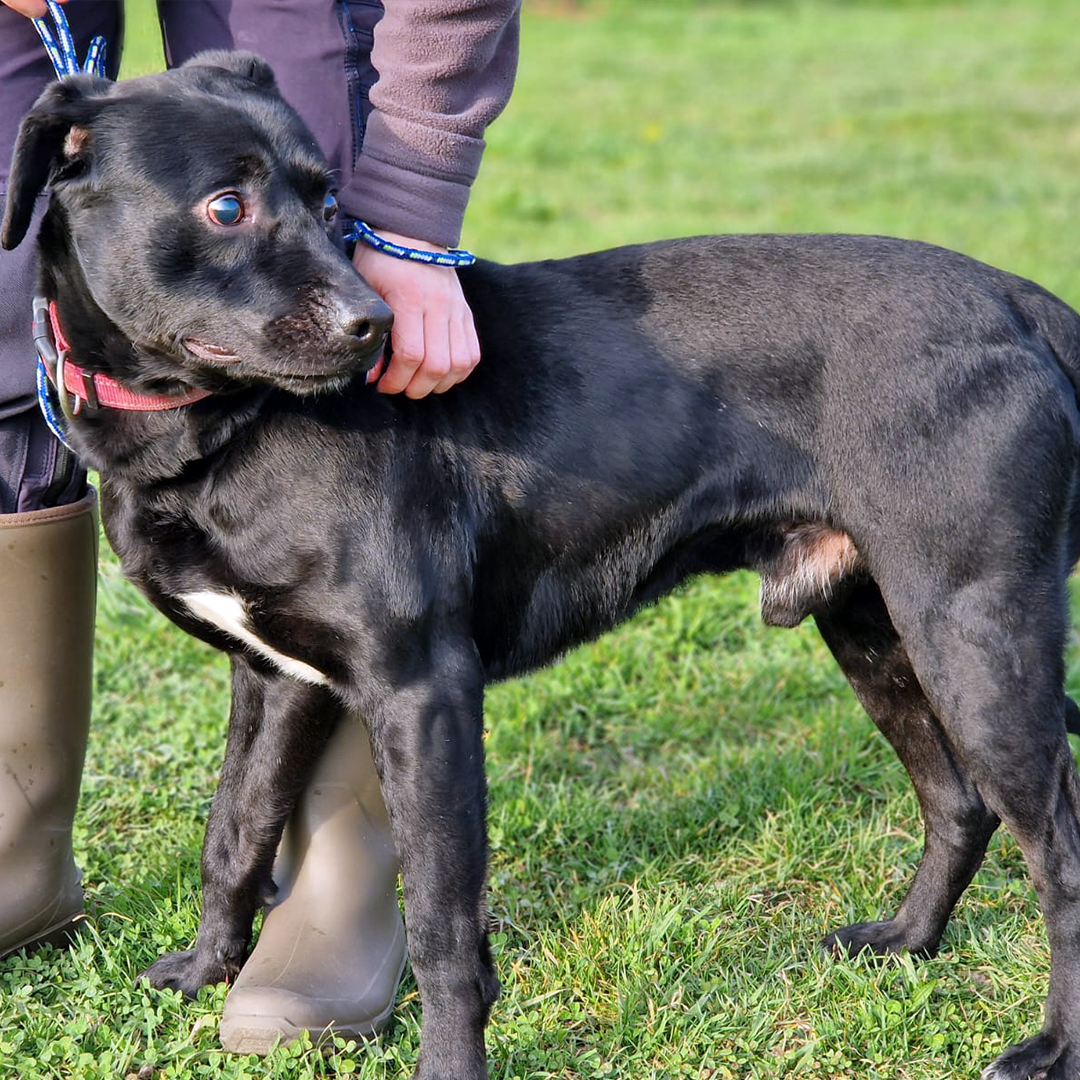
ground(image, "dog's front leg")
xmin=140 ymin=654 xmax=342 ymax=997
xmin=369 ymin=636 xmax=496 ymax=1080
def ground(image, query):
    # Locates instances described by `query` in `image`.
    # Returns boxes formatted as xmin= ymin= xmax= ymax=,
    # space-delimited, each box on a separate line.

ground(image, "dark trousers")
xmin=0 ymin=0 xmax=381 ymax=512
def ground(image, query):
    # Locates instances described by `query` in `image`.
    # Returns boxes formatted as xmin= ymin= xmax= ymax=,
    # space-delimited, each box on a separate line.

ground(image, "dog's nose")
xmin=342 ymin=299 xmax=393 ymax=352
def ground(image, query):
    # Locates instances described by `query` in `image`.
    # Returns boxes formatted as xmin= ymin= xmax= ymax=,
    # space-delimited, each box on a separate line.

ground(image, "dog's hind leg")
xmin=879 ymin=563 xmax=1080 ymax=1080
xmin=140 ymin=655 xmax=343 ymax=997
xmin=815 ymin=580 xmax=999 ymax=959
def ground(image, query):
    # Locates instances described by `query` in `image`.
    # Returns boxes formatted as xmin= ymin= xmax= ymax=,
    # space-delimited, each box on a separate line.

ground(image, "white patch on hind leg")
xmin=180 ymin=590 xmax=330 ymax=686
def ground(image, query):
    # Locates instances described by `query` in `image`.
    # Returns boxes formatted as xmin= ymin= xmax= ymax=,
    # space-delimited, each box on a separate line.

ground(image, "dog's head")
xmin=2 ymin=51 xmax=391 ymax=396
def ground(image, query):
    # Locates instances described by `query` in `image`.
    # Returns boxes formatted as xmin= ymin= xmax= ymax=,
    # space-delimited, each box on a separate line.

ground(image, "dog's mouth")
xmin=178 ymin=331 xmax=385 ymax=395
xmin=269 ymin=370 xmax=357 ymax=395
xmin=182 ymin=336 xmax=241 ymax=364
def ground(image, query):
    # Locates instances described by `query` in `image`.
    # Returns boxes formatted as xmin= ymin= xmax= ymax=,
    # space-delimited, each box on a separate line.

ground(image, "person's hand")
xmin=351 ymin=229 xmax=481 ymax=399
xmin=2 ymin=0 xmax=55 ymax=17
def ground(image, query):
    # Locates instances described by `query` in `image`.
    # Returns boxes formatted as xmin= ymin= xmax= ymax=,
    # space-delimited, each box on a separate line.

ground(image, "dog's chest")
xmin=105 ymin=488 xmax=335 ymax=687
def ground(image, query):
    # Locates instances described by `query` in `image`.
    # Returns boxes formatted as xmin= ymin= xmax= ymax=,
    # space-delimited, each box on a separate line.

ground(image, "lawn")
xmin=5 ymin=0 xmax=1080 ymax=1077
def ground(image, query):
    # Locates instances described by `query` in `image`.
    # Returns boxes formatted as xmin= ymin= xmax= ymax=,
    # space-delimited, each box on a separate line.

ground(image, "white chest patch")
xmin=180 ymin=590 xmax=330 ymax=687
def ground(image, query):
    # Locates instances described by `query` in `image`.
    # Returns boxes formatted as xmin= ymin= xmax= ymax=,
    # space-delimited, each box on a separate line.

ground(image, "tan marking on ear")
xmin=64 ymin=126 xmax=90 ymax=158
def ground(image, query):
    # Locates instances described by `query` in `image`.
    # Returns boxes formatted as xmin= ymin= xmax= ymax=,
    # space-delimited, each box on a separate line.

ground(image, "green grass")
xmin=7 ymin=0 xmax=1080 ymax=1076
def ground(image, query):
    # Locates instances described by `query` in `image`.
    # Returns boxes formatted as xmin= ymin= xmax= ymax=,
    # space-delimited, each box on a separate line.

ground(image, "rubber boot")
xmin=0 ymin=491 xmax=97 ymax=958
xmin=219 ymin=713 xmax=406 ymax=1053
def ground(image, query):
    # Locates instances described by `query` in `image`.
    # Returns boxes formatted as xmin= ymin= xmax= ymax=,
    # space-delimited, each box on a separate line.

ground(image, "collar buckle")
xmin=33 ymin=295 xmax=214 ymax=414
xmin=54 ymin=348 xmax=101 ymax=419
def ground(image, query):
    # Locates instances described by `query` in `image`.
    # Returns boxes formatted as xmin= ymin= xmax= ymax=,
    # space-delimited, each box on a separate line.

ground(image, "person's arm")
xmin=343 ymin=0 xmax=520 ymax=398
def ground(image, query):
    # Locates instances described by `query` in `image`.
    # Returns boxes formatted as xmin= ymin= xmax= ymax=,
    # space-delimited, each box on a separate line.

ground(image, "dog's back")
xmin=439 ymin=235 xmax=1080 ymax=670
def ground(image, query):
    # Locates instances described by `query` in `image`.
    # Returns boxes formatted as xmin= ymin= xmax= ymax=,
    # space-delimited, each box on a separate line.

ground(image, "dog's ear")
xmin=180 ymin=51 xmax=278 ymax=92
xmin=1 ymin=76 xmax=110 ymax=251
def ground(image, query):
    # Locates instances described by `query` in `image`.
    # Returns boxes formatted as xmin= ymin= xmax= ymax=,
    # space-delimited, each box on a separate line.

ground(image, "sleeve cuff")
xmin=340 ymin=112 xmax=485 ymax=249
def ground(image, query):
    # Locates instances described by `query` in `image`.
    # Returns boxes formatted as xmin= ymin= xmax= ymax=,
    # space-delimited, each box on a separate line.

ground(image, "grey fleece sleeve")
xmin=339 ymin=0 xmax=521 ymax=249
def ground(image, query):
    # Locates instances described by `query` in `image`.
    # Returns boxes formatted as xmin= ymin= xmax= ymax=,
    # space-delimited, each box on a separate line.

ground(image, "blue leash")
xmin=32 ymin=0 xmax=107 ymax=79
xmin=35 ymin=346 xmax=70 ymax=447
xmin=30 ymin=1 xmax=109 ymax=450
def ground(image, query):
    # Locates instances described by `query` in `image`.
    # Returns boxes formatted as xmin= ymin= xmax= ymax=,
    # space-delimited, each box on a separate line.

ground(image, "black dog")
xmin=5 ymin=52 xmax=1080 ymax=1080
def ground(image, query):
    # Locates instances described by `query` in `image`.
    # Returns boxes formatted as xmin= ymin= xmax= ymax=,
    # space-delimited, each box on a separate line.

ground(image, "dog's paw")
xmin=820 ymin=919 xmax=937 ymax=961
xmin=138 ymin=948 xmax=240 ymax=999
xmin=411 ymin=1064 xmax=489 ymax=1080
xmin=980 ymin=1030 xmax=1075 ymax=1079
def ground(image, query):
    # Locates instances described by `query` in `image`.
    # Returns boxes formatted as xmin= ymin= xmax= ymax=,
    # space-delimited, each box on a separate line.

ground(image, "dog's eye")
xmin=206 ymin=193 xmax=245 ymax=227
xmin=323 ymin=192 xmax=339 ymax=223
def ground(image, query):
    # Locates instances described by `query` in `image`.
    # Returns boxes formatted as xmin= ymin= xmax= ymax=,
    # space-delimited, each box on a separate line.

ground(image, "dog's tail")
xmin=1008 ymin=278 xmax=1080 ymax=556
xmin=1010 ymin=286 xmax=1080 ymax=726
xmin=1012 ymin=278 xmax=1080 ymax=413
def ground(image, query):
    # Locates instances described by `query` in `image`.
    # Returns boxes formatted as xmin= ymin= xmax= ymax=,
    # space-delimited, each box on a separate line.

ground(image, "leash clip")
xmin=32 ymin=295 xmax=78 ymax=450
xmin=33 ymin=294 xmax=100 ymax=417
xmin=32 ymin=294 xmax=58 ymax=380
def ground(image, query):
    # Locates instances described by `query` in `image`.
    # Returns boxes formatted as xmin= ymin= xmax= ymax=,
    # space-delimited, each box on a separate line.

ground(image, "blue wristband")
xmin=344 ymin=220 xmax=477 ymax=268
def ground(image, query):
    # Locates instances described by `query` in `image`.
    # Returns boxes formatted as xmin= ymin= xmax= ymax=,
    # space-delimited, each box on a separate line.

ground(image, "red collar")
xmin=40 ymin=299 xmax=212 ymax=413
